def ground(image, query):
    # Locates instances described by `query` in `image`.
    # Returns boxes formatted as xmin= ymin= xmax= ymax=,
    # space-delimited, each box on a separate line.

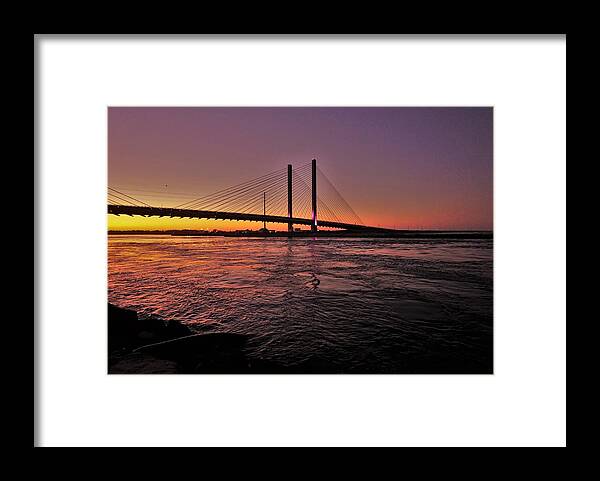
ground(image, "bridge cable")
xmin=108 ymin=187 xmax=152 ymax=207
xmin=185 ymin=170 xmax=287 ymax=211
xmin=175 ymin=167 xmax=287 ymax=209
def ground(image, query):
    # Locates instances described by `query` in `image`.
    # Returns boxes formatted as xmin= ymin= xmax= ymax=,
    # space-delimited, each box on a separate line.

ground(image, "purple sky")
xmin=108 ymin=107 xmax=493 ymax=230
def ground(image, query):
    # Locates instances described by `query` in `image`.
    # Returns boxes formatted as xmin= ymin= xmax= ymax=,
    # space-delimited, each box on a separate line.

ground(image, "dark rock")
xmin=108 ymin=303 xmax=141 ymax=351
xmin=134 ymin=332 xmax=250 ymax=373
xmin=108 ymin=303 xmax=195 ymax=351
xmin=109 ymin=351 xmax=180 ymax=374
xmin=163 ymin=319 xmax=193 ymax=338
xmin=108 ymin=303 xmax=262 ymax=373
xmin=143 ymin=316 xmax=167 ymax=332
xmin=137 ymin=330 xmax=156 ymax=341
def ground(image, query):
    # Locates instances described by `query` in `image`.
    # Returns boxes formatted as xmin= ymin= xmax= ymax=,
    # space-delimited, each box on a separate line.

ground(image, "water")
xmin=108 ymin=235 xmax=493 ymax=373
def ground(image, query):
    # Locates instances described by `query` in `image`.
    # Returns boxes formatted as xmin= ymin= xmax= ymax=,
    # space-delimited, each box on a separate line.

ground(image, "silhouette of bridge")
xmin=108 ymin=159 xmax=391 ymax=232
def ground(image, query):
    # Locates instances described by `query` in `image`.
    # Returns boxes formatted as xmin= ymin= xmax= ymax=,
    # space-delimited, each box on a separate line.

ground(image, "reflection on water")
xmin=108 ymin=235 xmax=493 ymax=373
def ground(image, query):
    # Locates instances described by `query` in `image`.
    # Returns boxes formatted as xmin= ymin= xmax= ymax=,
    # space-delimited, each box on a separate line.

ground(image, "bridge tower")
xmin=288 ymin=164 xmax=293 ymax=233
xmin=263 ymin=192 xmax=266 ymax=230
xmin=311 ymin=158 xmax=317 ymax=233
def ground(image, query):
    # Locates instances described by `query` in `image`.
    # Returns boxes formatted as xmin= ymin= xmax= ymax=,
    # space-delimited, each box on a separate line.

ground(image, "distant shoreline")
xmin=108 ymin=229 xmax=493 ymax=239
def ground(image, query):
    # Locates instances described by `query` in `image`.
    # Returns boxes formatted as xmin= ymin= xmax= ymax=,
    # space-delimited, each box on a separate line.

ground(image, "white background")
xmin=36 ymin=35 xmax=566 ymax=447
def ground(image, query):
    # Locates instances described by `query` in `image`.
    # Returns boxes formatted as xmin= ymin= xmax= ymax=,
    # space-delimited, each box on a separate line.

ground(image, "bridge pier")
xmin=263 ymin=192 xmax=266 ymax=230
xmin=311 ymin=158 xmax=317 ymax=233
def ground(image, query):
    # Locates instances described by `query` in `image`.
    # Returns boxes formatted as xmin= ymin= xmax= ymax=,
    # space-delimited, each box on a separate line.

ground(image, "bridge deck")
xmin=107 ymin=204 xmax=386 ymax=231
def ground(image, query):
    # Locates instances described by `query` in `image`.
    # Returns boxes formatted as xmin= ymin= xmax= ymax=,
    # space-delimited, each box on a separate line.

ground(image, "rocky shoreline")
xmin=108 ymin=303 xmax=332 ymax=374
xmin=108 ymin=303 xmax=253 ymax=373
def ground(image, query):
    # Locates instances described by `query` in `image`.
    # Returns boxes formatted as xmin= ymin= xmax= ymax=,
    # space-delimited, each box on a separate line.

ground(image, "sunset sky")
xmin=108 ymin=107 xmax=493 ymax=231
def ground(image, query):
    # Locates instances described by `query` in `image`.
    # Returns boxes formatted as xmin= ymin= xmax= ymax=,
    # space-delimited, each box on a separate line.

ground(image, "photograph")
xmin=107 ymin=107 xmax=494 ymax=374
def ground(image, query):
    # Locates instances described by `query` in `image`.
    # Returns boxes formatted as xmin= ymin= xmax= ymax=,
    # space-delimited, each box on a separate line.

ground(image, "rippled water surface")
xmin=108 ymin=235 xmax=493 ymax=373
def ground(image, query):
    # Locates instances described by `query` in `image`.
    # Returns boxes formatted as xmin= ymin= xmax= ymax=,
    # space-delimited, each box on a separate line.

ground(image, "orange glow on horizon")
xmin=109 ymin=215 xmax=268 ymax=232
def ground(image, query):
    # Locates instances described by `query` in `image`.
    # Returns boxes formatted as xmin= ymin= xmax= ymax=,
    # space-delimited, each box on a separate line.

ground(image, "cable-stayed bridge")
xmin=108 ymin=159 xmax=390 ymax=232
